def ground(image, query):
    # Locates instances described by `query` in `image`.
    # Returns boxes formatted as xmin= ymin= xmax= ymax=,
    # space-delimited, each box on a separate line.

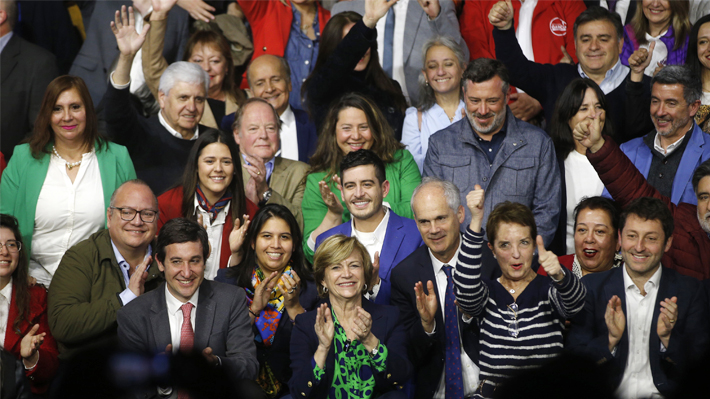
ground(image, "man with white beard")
xmin=575 ymin=109 xmax=710 ymax=280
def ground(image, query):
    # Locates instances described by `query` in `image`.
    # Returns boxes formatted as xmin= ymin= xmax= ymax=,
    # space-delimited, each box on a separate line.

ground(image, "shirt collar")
xmin=158 ymin=111 xmax=199 ymax=140
xmin=0 ymin=31 xmax=13 ymax=54
xmin=622 ymin=262 xmax=662 ymax=293
xmin=351 ymin=207 xmax=390 ymax=243
xmin=428 ymin=236 xmax=462 ymax=274
xmin=241 ymin=153 xmax=276 ymax=181
xmin=0 ymin=277 xmax=13 ymax=302
xmin=193 ymin=195 xmax=231 ymax=224
xmin=281 ymin=105 xmax=296 ymax=127
xmin=165 ymin=283 xmax=200 ymax=314
xmin=110 ymin=240 xmax=153 ymax=267
xmin=653 ymin=124 xmax=693 ymax=156
xmin=578 ymin=59 xmax=630 ymax=94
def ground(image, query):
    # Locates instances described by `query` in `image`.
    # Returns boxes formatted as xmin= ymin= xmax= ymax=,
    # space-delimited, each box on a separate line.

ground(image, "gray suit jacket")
xmin=331 ymin=0 xmax=468 ymax=106
xmin=116 ymin=280 xmax=258 ymax=382
xmin=69 ymin=0 xmax=189 ymax=107
xmin=241 ymin=156 xmax=308 ymax=230
xmin=0 ymin=34 xmax=58 ymax=158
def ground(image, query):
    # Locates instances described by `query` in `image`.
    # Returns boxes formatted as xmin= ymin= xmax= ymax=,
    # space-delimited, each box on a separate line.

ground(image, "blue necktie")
xmin=443 ymin=265 xmax=464 ymax=399
xmin=383 ymin=8 xmax=395 ymax=77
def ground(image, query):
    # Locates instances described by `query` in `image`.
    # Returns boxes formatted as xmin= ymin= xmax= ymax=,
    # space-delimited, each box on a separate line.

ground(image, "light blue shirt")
xmin=0 ymin=32 xmax=13 ymax=54
xmin=578 ymin=59 xmax=630 ymax=95
xmin=111 ymin=240 xmax=153 ymax=306
xmin=242 ymin=154 xmax=275 ymax=183
xmin=285 ymin=3 xmax=320 ymax=110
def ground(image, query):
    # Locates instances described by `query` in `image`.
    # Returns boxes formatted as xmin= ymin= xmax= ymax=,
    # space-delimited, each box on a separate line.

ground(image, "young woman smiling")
xmin=157 ymin=129 xmax=256 ymax=279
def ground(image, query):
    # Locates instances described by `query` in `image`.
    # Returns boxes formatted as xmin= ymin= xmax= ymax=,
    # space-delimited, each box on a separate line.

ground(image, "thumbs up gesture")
xmin=537 ymin=236 xmax=563 ymax=281
xmin=466 ymin=185 xmax=485 ymax=233
xmin=572 ymin=109 xmax=605 ymax=153
xmin=489 ymin=0 xmax=514 ymax=30
xmin=628 ymin=40 xmax=655 ymax=81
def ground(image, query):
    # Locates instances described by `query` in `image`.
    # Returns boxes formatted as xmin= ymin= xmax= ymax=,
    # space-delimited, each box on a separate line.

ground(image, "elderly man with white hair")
xmin=105 ymin=5 xmax=209 ymax=195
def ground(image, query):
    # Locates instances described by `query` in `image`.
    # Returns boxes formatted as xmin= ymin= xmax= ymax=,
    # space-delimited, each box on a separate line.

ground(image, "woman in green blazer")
xmin=0 ymin=76 xmax=136 ymax=287
xmin=302 ymin=93 xmax=421 ymax=262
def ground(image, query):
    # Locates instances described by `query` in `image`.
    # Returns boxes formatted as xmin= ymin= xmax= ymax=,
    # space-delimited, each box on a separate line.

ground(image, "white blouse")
xmin=193 ymin=197 xmax=230 ymax=281
xmin=564 ymin=151 xmax=605 ymax=254
xmin=30 ymin=151 xmax=105 ymax=287
xmin=0 ymin=278 xmax=11 ymax=349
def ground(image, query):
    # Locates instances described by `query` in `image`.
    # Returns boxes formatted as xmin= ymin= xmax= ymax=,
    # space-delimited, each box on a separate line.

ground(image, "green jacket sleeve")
xmin=385 ymin=149 xmax=421 ymax=219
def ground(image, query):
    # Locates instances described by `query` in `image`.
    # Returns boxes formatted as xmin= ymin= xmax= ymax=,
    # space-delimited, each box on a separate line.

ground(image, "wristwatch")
xmin=258 ymin=188 xmax=272 ymax=207
xmin=368 ymin=342 xmax=380 ymax=358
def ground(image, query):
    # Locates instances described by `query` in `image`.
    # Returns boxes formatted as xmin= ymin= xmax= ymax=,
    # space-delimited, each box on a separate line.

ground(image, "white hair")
xmin=158 ymin=61 xmax=209 ymax=95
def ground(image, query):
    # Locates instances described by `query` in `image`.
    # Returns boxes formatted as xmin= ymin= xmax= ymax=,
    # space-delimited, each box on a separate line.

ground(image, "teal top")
xmin=312 ymin=309 xmax=388 ymax=399
xmin=0 ymin=141 xmax=136 ymax=257
xmin=302 ymin=149 xmax=421 ymax=262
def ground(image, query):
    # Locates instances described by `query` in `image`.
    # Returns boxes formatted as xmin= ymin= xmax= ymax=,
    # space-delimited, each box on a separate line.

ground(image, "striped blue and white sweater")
xmin=453 ymin=227 xmax=586 ymax=398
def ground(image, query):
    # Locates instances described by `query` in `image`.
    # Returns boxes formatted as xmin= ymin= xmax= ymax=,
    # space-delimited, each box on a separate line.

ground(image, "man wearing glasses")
xmin=48 ymin=180 xmax=164 ymax=360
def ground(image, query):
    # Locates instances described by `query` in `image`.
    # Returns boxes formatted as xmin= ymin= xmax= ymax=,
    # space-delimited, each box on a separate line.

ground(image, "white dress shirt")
xmin=654 ymin=127 xmax=688 ymax=156
xmin=193 ymin=197 xmax=230 ymax=280
xmin=279 ymin=105 xmax=300 ymax=162
xmin=0 ymin=278 xmax=12 ymax=349
xmin=564 ymin=150 xmax=605 ymax=253
xmin=616 ymin=265 xmax=663 ymax=399
xmin=427 ymin=243 xmax=479 ymax=399
xmin=376 ymin=0 xmax=410 ymax=101
xmin=30 ymin=151 xmax=105 ymax=287
xmin=516 ymin=0 xmax=539 ymax=62
xmin=352 ymin=208 xmax=390 ymax=300
xmin=165 ymin=284 xmax=200 ymax=354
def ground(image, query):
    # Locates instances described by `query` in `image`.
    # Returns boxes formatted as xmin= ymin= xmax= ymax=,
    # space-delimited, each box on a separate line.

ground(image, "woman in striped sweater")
xmin=453 ymin=187 xmax=586 ymax=398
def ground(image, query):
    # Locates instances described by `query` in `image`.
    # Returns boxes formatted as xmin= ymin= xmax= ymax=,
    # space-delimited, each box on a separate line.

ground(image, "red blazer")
xmin=460 ymin=0 xmax=584 ymax=65
xmin=237 ymin=0 xmax=330 ymax=89
xmin=537 ymin=254 xmax=574 ymax=276
xmin=157 ymin=187 xmax=258 ymax=269
xmin=4 ymin=284 xmax=59 ymax=394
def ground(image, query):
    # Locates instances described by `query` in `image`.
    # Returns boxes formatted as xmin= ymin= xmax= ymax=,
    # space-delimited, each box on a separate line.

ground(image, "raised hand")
xmin=466 ymin=185 xmax=485 ymax=232
xmin=370 ymin=252 xmax=381 ymax=292
xmin=488 ymin=0 xmax=514 ymax=30
xmin=320 ymin=176 xmax=344 ymax=215
xmin=364 ymin=0 xmax=399 ymax=28
xmin=314 ymin=303 xmax=335 ymax=349
xmin=243 ymin=154 xmax=269 ymax=205
xmin=250 ymin=271 xmax=279 ymax=317
xmin=280 ymin=270 xmax=303 ymax=310
xmin=415 ymin=280 xmax=438 ymax=333
xmin=508 ymin=92 xmax=543 ymax=122
xmin=657 ymin=296 xmax=678 ymax=348
xmin=151 ymin=0 xmax=179 ymax=20
xmin=605 ymin=295 xmax=626 ymax=352
xmin=628 ymin=41 xmax=655 ymax=81
xmin=416 ymin=0 xmax=441 ymax=19
xmin=128 ymin=255 xmax=152 ymax=296
xmin=111 ymin=6 xmax=150 ymax=56
xmin=572 ymin=109 xmax=605 ymax=153
xmin=229 ymin=215 xmax=250 ymax=265
xmin=20 ymin=324 xmax=45 ymax=367
xmin=559 ymin=46 xmax=574 ymax=64
xmin=537 ymin=236 xmax=562 ymax=281
xmin=177 ymin=0 xmax=216 ymax=23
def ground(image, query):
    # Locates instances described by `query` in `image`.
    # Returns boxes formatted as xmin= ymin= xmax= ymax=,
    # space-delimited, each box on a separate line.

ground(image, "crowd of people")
xmin=3 ymin=0 xmax=710 ymax=398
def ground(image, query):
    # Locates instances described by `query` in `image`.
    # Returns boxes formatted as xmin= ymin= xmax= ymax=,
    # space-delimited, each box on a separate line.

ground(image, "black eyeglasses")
xmin=110 ymin=207 xmax=158 ymax=223
xmin=0 ymin=240 xmax=21 ymax=253
xmin=507 ymin=303 xmax=519 ymax=338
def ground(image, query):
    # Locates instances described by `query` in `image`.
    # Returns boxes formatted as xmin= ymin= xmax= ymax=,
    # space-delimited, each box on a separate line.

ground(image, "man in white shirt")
xmin=232 ymin=98 xmax=309 ymax=230
xmin=48 ymin=180 xmax=164 ymax=360
xmin=389 ymin=177 xmax=480 ymax=399
xmin=313 ymin=149 xmax=423 ymax=305
xmin=117 ymin=217 xmax=260 ymax=398
xmin=245 ymin=54 xmax=318 ymax=163
xmin=567 ymin=197 xmax=710 ymax=398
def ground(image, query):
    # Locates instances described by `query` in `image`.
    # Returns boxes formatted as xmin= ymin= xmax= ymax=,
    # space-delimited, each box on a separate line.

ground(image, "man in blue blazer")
xmin=567 ymin=197 xmax=710 ymax=398
xmin=605 ymin=65 xmax=710 ymax=206
xmin=390 ymin=177 xmax=480 ymax=399
xmin=315 ymin=150 xmax=423 ymax=305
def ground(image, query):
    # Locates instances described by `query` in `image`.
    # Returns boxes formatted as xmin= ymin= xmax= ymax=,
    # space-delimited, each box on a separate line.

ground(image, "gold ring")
xmin=257 ymin=171 xmax=261 ymax=175
xmin=669 ymin=319 xmax=676 ymax=323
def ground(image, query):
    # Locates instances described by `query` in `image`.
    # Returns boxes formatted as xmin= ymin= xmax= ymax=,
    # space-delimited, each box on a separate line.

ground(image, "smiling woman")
xmin=157 ymin=129 xmax=257 ymax=279
xmin=0 ymin=75 xmax=136 ymax=287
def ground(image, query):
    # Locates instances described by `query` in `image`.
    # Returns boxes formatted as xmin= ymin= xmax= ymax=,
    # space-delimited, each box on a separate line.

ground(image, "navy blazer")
xmin=221 ymin=107 xmax=318 ymax=163
xmin=315 ymin=210 xmax=423 ymax=305
xmin=390 ymin=245 xmax=479 ymax=399
xmin=567 ymin=266 xmax=710 ymax=397
xmin=289 ymin=299 xmax=412 ymax=399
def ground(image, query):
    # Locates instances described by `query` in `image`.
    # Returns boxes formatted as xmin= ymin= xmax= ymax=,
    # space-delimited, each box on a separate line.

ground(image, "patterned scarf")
xmin=695 ymin=105 xmax=710 ymax=133
xmin=195 ymin=184 xmax=231 ymax=222
xmin=244 ymin=265 xmax=293 ymax=346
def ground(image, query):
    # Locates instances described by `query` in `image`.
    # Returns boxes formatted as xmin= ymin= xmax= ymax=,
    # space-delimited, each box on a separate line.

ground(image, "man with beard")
xmin=575 ymin=107 xmax=710 ymax=280
xmin=314 ymin=149 xmax=423 ymax=305
xmin=423 ymin=58 xmax=561 ymax=247
xmin=603 ymin=65 xmax=710 ymax=206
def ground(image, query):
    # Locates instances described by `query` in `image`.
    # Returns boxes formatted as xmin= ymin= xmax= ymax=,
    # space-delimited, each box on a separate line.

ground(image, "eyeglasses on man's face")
xmin=110 ymin=207 xmax=158 ymax=223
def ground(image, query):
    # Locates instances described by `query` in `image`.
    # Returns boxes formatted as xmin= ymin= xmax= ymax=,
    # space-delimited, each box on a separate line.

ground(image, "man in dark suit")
xmin=105 ymin=6 xmax=208 ymax=195
xmin=117 ymin=218 xmax=260 ymax=397
xmin=390 ymin=177 xmax=480 ymax=399
xmin=245 ymin=54 xmax=318 ymax=163
xmin=0 ymin=0 xmax=58 ymax=159
xmin=69 ymin=0 xmax=189 ymax=108
xmin=315 ymin=149 xmax=422 ymax=306
xmin=567 ymin=197 xmax=710 ymax=398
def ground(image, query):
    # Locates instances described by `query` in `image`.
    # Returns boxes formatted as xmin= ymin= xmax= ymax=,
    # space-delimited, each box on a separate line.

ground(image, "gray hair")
xmin=461 ymin=58 xmax=510 ymax=99
xmin=158 ymin=61 xmax=209 ymax=96
xmin=651 ymin=65 xmax=702 ymax=105
xmin=411 ymin=176 xmax=461 ymax=216
xmin=109 ymin=179 xmax=159 ymax=211
xmin=246 ymin=54 xmax=292 ymax=88
xmin=417 ymin=36 xmax=467 ymax=111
